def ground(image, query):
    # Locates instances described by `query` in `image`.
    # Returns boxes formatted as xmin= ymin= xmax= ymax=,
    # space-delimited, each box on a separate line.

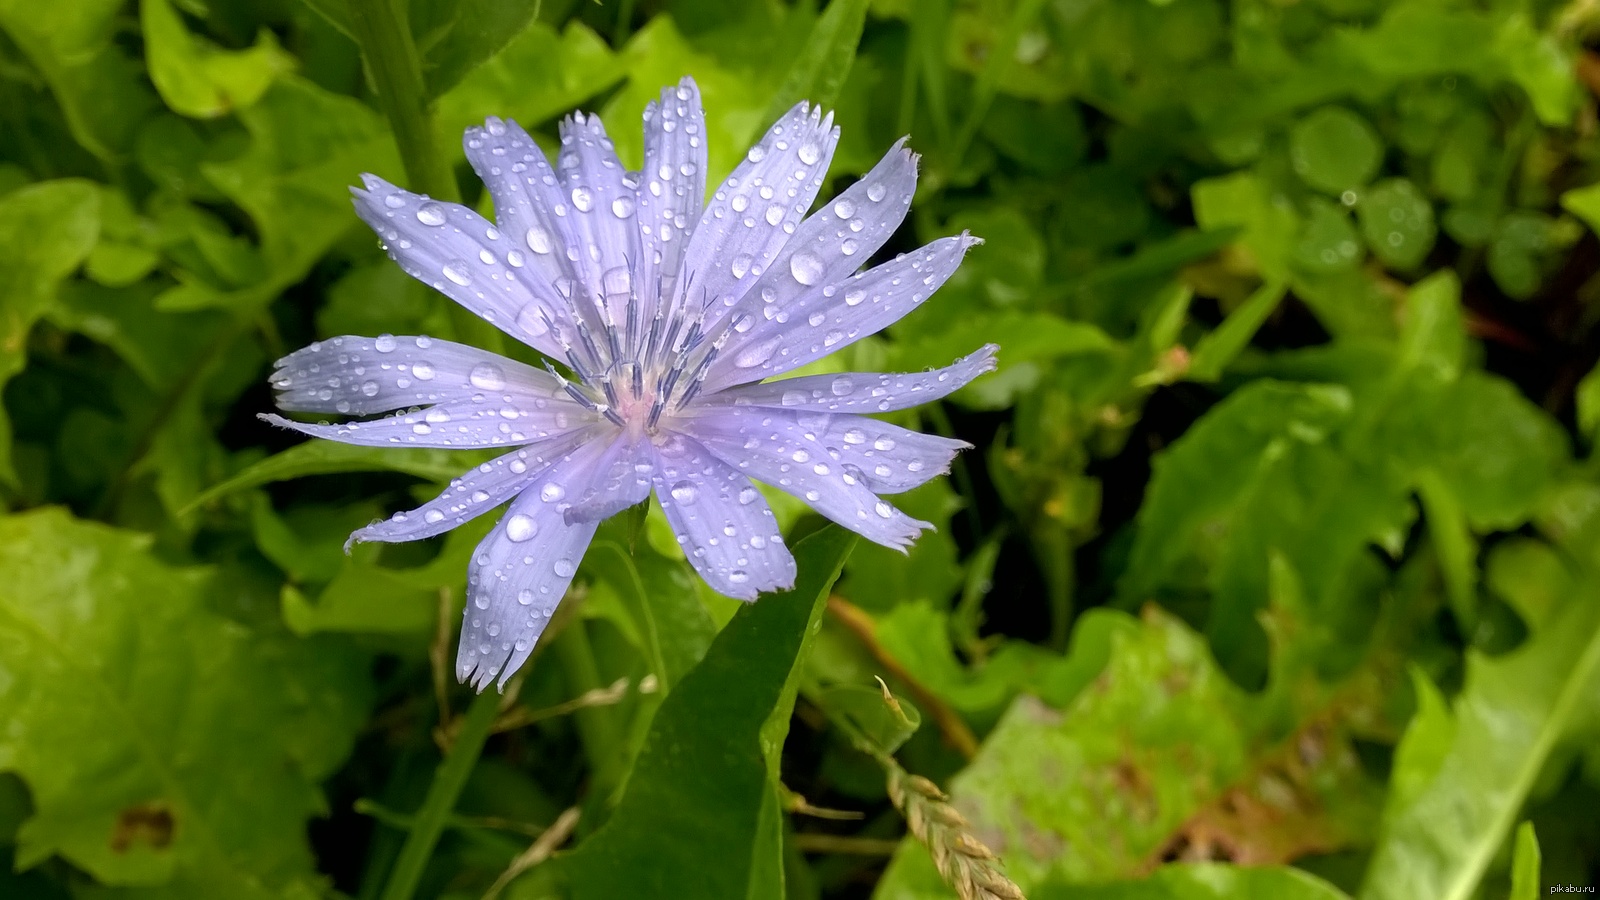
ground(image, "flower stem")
xmin=345 ymin=0 xmax=504 ymax=353
xmin=378 ymin=687 xmax=502 ymax=900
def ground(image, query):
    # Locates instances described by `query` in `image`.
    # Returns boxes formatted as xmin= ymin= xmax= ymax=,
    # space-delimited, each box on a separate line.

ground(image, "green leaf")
xmin=1290 ymin=106 xmax=1383 ymax=196
xmin=435 ymin=20 xmax=623 ymax=143
xmin=186 ymin=440 xmax=490 ymax=513
xmin=561 ymin=527 xmax=857 ymax=900
xmin=0 ymin=508 xmax=370 ymax=895
xmin=412 ymin=0 xmax=543 ymax=97
xmin=1358 ymin=578 xmax=1600 ymax=900
xmin=1560 ymin=182 xmax=1600 ymax=236
xmin=1292 ymin=199 xmax=1364 ymax=275
xmin=1191 ymin=172 xmax=1298 ymax=280
xmin=0 ymin=180 xmax=99 ymax=487
xmin=1358 ymin=179 xmax=1436 ymax=271
xmin=141 ymin=0 xmax=294 ymax=119
xmin=0 ymin=0 xmax=160 ymax=159
xmin=763 ymin=0 xmax=869 ymax=123
xmin=1036 ymin=864 xmax=1353 ymax=900
xmin=875 ymin=606 xmax=1385 ymax=893
xmin=1510 ymin=822 xmax=1541 ymax=900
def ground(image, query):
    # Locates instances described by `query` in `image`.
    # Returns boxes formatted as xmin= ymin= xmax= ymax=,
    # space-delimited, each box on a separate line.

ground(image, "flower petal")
xmin=636 ymin=77 xmax=707 ymax=324
xmin=707 ymin=344 xmax=998 ymax=414
xmin=347 ymin=430 xmax=598 ymax=547
xmin=816 ymin=417 xmax=969 ymax=493
xmin=457 ymin=440 xmax=612 ymax=690
xmin=463 ymin=117 xmax=575 ymax=289
xmin=260 ymin=387 xmax=594 ymax=448
xmin=704 ymin=234 xmax=978 ymax=392
xmin=674 ymin=102 xmax=839 ymax=316
xmin=705 ymin=139 xmax=915 ymax=334
xmin=351 ymin=174 xmax=571 ymax=358
xmin=271 ymin=334 xmax=562 ymax=416
xmin=653 ymin=432 xmax=795 ymax=600
xmin=679 ymin=409 xmax=931 ymax=551
xmin=560 ymin=434 xmax=654 ymax=524
xmin=554 ymin=113 xmax=641 ymax=303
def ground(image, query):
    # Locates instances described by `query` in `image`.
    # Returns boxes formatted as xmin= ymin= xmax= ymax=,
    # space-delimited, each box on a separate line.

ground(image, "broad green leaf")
xmin=0 ymin=508 xmax=370 ymax=894
xmin=1358 ymin=179 xmax=1435 ymax=271
xmin=1577 ymin=358 xmax=1600 ymax=448
xmin=1191 ymin=172 xmax=1298 ymax=280
xmin=1292 ymin=199 xmax=1364 ymax=275
xmin=1559 ymin=182 xmax=1600 ymax=236
xmin=412 ymin=0 xmax=543 ymax=97
xmin=763 ymin=0 xmax=869 ymax=123
xmin=436 ymin=21 xmax=623 ymax=143
xmin=141 ymin=0 xmax=293 ymax=119
xmin=186 ymin=440 xmax=490 ymax=513
xmin=561 ymin=527 xmax=857 ymax=900
xmin=1290 ymin=107 xmax=1383 ymax=195
xmin=197 ymin=76 xmax=399 ymax=313
xmin=1035 ymin=864 xmax=1353 ymax=900
xmin=1359 ymin=578 xmax=1600 ymax=900
xmin=0 ymin=180 xmax=99 ymax=487
xmin=0 ymin=0 xmax=159 ymax=159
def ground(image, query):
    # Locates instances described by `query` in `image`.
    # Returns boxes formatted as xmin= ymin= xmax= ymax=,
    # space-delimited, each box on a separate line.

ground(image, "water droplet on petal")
xmin=747 ymin=145 xmax=768 ymax=163
xmin=875 ymin=501 xmax=893 ymax=518
xmin=570 ymin=186 xmax=594 ymax=211
xmin=873 ymin=437 xmax=896 ymax=451
xmin=526 ymin=226 xmax=554 ymax=254
xmin=733 ymin=337 xmax=781 ymax=368
xmin=505 ymin=513 xmax=537 ymax=542
xmin=670 ymin=481 xmax=698 ymax=503
xmin=469 ymin=363 xmax=506 ymax=391
xmin=416 ymin=203 xmax=447 ymax=226
xmin=424 ymin=509 xmax=446 ymax=524
xmin=443 ymin=262 xmax=472 ymax=286
xmin=411 ymin=362 xmax=435 ymax=381
xmin=731 ymin=253 xmax=753 ymax=279
xmin=554 ymin=558 xmax=577 ymax=577
xmin=867 ymin=184 xmax=887 ymax=202
xmin=738 ymin=486 xmax=758 ymax=505
xmin=833 ymin=198 xmax=855 ymax=218
xmin=375 ymin=334 xmax=397 ymax=353
xmin=611 ymin=195 xmax=636 ymax=218
xmin=729 ymin=570 xmax=750 ymax=584
xmin=765 ymin=206 xmax=784 ymax=226
xmin=361 ymin=380 xmax=379 ymax=397
xmin=517 ymin=589 xmax=535 ymax=605
xmin=384 ymin=194 xmax=406 ymax=209
xmin=844 ymin=288 xmax=866 ymax=306
xmin=790 ymin=251 xmax=823 ymax=286
xmin=798 ymin=142 xmax=820 ymax=165
xmin=541 ymin=483 xmax=565 ymax=502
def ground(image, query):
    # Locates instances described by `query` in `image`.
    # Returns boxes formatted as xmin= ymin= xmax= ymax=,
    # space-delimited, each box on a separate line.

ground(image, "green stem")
xmin=554 ymin=621 xmax=626 ymax=798
xmin=378 ymin=688 xmax=502 ymax=900
xmin=345 ymin=0 xmax=504 ymax=353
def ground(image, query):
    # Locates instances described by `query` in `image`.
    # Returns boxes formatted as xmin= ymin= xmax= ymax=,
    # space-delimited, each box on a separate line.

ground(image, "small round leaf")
xmin=1290 ymin=106 xmax=1384 ymax=195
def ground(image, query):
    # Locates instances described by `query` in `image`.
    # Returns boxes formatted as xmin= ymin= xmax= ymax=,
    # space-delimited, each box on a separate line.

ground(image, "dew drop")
xmin=443 ymin=262 xmax=472 ymax=286
xmin=516 ymin=304 xmax=550 ymax=336
xmin=424 ymin=509 xmax=446 ymax=524
xmin=732 ymin=314 xmax=755 ymax=333
xmin=765 ymin=206 xmax=784 ymax=226
xmin=840 ymin=239 xmax=859 ymax=256
xmin=570 ymin=186 xmax=594 ymax=211
xmin=416 ymin=203 xmax=447 ymax=226
xmin=738 ymin=486 xmax=758 ymax=505
xmin=833 ymin=198 xmax=855 ymax=218
xmin=830 ymin=376 xmax=853 ymax=396
xmin=873 ymin=436 xmax=896 ymax=451
xmin=469 ymin=362 xmax=506 ymax=391
xmin=798 ymin=142 xmax=820 ymax=165
xmin=506 ymin=249 xmax=525 ymax=267
xmin=374 ymin=334 xmax=397 ymax=353
xmin=729 ymin=570 xmax=750 ymax=584
xmin=808 ymin=311 xmax=826 ymax=327
xmin=790 ymin=251 xmax=824 ymax=286
xmin=411 ymin=362 xmax=436 ymax=381
xmin=670 ymin=481 xmax=698 ymax=503
xmin=844 ymin=288 xmax=867 ymax=306
xmin=731 ymin=253 xmax=754 ymax=279
xmin=875 ymin=501 xmax=893 ymax=518
xmin=526 ymin=225 xmax=554 ymax=254
xmin=733 ymin=337 xmax=781 ymax=368
xmin=611 ymin=195 xmax=636 ymax=218
xmin=505 ymin=513 xmax=537 ymax=542
xmin=867 ymin=184 xmax=887 ymax=202
xmin=517 ymin=589 xmax=535 ymax=605
xmin=747 ymin=145 xmax=768 ymax=163
xmin=554 ymin=558 xmax=577 ymax=577
xmin=361 ymin=380 xmax=379 ymax=397
xmin=383 ymin=194 xmax=406 ymax=209
xmin=541 ymin=483 xmax=566 ymax=502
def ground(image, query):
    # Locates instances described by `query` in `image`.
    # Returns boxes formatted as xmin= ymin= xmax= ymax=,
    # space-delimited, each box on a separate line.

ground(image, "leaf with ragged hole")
xmin=873 ymin=605 xmax=1386 ymax=896
xmin=0 ymin=508 xmax=370 ymax=895
xmin=559 ymin=527 xmax=857 ymax=900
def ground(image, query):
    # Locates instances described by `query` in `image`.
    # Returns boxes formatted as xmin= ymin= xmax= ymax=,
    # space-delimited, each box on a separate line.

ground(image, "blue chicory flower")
xmin=264 ymin=77 xmax=997 ymax=690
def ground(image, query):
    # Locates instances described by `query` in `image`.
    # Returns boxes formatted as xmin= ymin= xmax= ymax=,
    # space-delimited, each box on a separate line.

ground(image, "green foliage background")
xmin=2 ymin=0 xmax=1600 ymax=897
